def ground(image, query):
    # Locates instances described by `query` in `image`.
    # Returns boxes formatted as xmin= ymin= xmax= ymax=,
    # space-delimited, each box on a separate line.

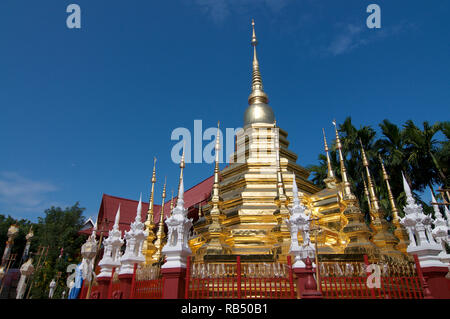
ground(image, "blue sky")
xmin=0 ymin=0 xmax=449 ymax=221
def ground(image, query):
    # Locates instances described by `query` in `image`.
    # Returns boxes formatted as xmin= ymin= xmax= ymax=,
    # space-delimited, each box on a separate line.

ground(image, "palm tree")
xmin=403 ymin=120 xmax=442 ymax=193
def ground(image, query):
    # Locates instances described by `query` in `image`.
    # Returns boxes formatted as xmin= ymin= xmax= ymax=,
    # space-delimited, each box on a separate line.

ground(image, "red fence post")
xmin=129 ymin=263 xmax=137 ymax=299
xmin=185 ymin=256 xmax=191 ymax=299
xmin=161 ymin=267 xmax=187 ymax=299
xmin=107 ymin=267 xmax=116 ymax=299
xmin=79 ymin=281 xmax=86 ymax=299
xmin=413 ymin=254 xmax=433 ymax=299
xmin=287 ymin=256 xmax=295 ymax=299
xmin=237 ymin=256 xmax=241 ymax=299
xmin=301 ymin=257 xmax=323 ymax=299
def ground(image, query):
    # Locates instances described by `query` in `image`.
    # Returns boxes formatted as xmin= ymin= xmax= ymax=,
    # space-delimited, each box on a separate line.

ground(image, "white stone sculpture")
xmin=16 ymin=258 xmax=34 ymax=299
xmin=81 ymin=222 xmax=98 ymax=282
xmin=48 ymin=279 xmax=56 ymax=298
xmin=98 ymin=205 xmax=124 ymax=278
xmin=430 ymin=191 xmax=450 ymax=264
xmin=285 ymin=175 xmax=314 ymax=268
xmin=162 ymin=175 xmax=193 ymax=269
xmin=400 ymin=173 xmax=446 ymax=268
xmin=119 ymin=194 xmax=149 ymax=275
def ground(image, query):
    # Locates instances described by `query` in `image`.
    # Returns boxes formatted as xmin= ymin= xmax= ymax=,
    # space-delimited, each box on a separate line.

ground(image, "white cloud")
xmin=327 ymin=21 xmax=416 ymax=56
xmin=192 ymin=0 xmax=292 ymax=24
xmin=0 ymin=171 xmax=59 ymax=217
xmin=327 ymin=24 xmax=364 ymax=56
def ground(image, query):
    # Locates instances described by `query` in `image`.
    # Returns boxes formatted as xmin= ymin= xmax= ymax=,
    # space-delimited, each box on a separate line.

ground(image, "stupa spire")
xmin=248 ymin=19 xmax=269 ymax=105
xmin=322 ymin=128 xmax=335 ymax=179
xmin=113 ymin=205 xmax=121 ymax=231
xmin=146 ymin=157 xmax=157 ymax=228
xmin=291 ymin=173 xmax=300 ymax=208
xmin=176 ymin=143 xmax=185 ymax=207
xmin=143 ymin=157 xmax=158 ymax=264
xmin=362 ymin=172 xmax=372 ymax=213
xmin=177 ymin=172 xmax=185 ymax=209
xmin=197 ymin=120 xmax=231 ymax=256
xmin=402 ymin=172 xmax=415 ymax=206
xmin=379 ymin=155 xmax=399 ymax=221
xmin=136 ymin=193 xmax=142 ymax=223
xmin=360 ymin=139 xmax=380 ymax=212
xmin=332 ymin=120 xmax=355 ymax=200
xmin=430 ymin=189 xmax=443 ymax=219
xmin=152 ymin=177 xmax=167 ymax=263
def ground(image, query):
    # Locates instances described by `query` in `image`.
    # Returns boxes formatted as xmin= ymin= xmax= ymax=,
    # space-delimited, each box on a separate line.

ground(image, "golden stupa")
xmin=144 ymin=20 xmax=408 ymax=265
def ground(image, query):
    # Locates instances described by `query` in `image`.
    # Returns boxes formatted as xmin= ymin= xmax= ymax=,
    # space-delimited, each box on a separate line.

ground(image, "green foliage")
xmin=308 ymin=118 xmax=450 ymax=220
xmin=28 ymin=203 xmax=86 ymax=299
xmin=0 ymin=203 xmax=86 ymax=299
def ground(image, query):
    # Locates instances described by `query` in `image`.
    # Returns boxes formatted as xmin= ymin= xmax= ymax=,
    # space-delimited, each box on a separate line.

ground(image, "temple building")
xmin=82 ymin=20 xmax=411 ymax=266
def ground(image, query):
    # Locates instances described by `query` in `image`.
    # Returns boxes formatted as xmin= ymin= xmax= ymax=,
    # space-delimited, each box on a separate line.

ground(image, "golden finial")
xmin=322 ymin=128 xmax=335 ymax=180
xmin=332 ymin=120 xmax=354 ymax=200
xmin=379 ymin=155 xmax=399 ymax=221
xmin=198 ymin=204 xmax=203 ymax=218
xmin=152 ymin=177 xmax=167 ymax=262
xmin=248 ymin=19 xmax=268 ymax=105
xmin=145 ymin=157 xmax=157 ymax=228
xmin=359 ymin=139 xmax=380 ymax=211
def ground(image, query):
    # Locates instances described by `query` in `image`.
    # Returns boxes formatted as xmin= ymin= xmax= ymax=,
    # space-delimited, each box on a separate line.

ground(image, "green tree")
xmin=403 ymin=120 xmax=443 ymax=192
xmin=28 ymin=203 xmax=86 ymax=299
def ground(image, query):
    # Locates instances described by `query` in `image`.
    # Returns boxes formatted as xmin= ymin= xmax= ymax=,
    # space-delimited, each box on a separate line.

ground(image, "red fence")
xmin=134 ymin=279 xmax=164 ymax=299
xmin=79 ymin=264 xmax=163 ymax=299
xmin=319 ymin=254 xmax=424 ymax=299
xmin=185 ymin=256 xmax=295 ymax=299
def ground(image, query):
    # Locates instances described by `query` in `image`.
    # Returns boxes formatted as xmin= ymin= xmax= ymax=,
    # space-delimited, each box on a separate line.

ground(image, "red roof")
xmin=80 ymin=175 xmax=214 ymax=236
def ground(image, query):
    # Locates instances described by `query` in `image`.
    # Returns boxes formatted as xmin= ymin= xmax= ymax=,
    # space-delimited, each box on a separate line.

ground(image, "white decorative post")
xmin=81 ymin=222 xmax=98 ymax=284
xmin=400 ymin=174 xmax=446 ymax=268
xmin=1 ymin=224 xmax=19 ymax=267
xmin=430 ymin=190 xmax=450 ymax=264
xmin=162 ymin=176 xmax=193 ymax=269
xmin=285 ymin=175 xmax=314 ymax=268
xmin=21 ymin=227 xmax=34 ymax=264
xmin=48 ymin=279 xmax=56 ymax=299
xmin=443 ymin=205 xmax=450 ymax=228
xmin=119 ymin=194 xmax=148 ymax=275
xmin=98 ymin=205 xmax=124 ymax=278
xmin=16 ymin=258 xmax=34 ymax=299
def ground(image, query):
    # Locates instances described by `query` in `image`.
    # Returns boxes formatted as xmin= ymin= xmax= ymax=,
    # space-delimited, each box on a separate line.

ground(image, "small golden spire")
xmin=152 ymin=177 xmax=167 ymax=263
xmin=145 ymin=157 xmax=157 ymax=229
xmin=322 ymin=128 xmax=335 ymax=180
xmin=248 ymin=19 xmax=269 ymax=105
xmin=197 ymin=120 xmax=231 ymax=256
xmin=379 ymin=155 xmax=399 ymax=221
xmin=362 ymin=172 xmax=372 ymax=211
xmin=143 ymin=157 xmax=158 ymax=264
xmin=198 ymin=204 xmax=203 ymax=218
xmin=332 ymin=120 xmax=355 ymax=200
xmin=359 ymin=139 xmax=380 ymax=211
